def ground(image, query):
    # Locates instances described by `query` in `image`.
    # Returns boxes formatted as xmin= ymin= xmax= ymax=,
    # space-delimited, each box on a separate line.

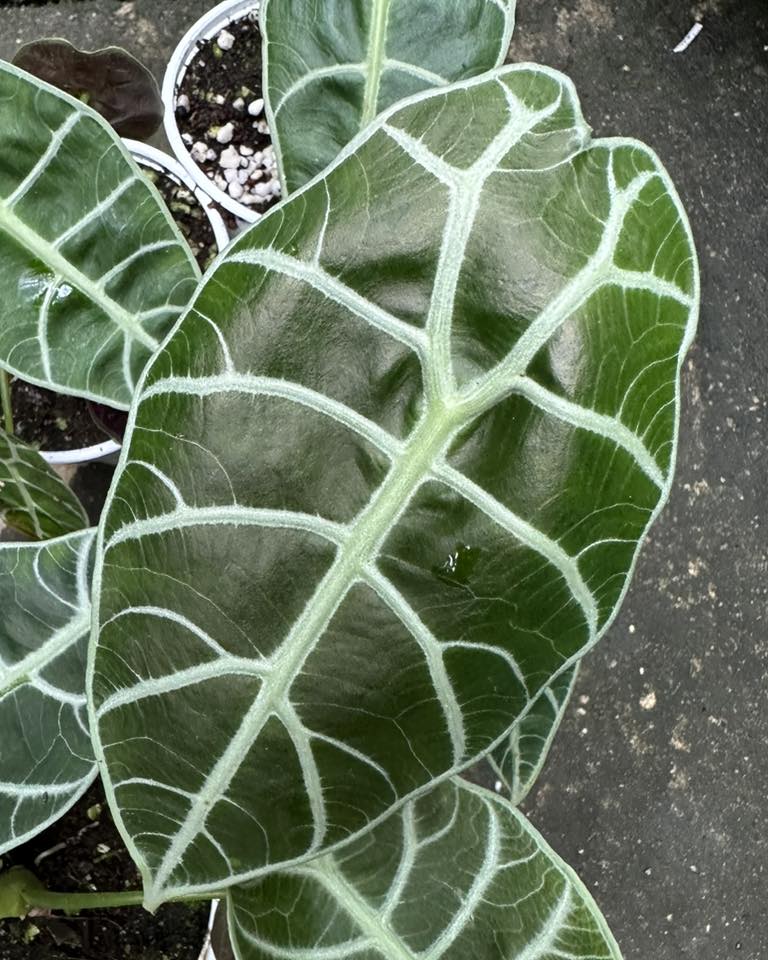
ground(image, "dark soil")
xmin=11 ymin=380 xmax=109 ymax=451
xmin=176 ymin=12 xmax=282 ymax=214
xmin=0 ymin=780 xmax=209 ymax=960
xmin=141 ymin=164 xmax=220 ymax=272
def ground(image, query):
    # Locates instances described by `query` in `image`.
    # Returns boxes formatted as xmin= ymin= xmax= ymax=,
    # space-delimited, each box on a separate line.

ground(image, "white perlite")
xmin=248 ymin=98 xmax=265 ymax=117
xmin=217 ymin=29 xmax=235 ymax=51
xmin=218 ymin=146 xmax=241 ymax=169
xmin=215 ymin=123 xmax=235 ymax=145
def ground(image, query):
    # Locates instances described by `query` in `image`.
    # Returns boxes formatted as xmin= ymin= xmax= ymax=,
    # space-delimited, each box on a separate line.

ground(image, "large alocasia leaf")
xmin=262 ymin=0 xmax=516 ymax=192
xmin=0 ymin=531 xmax=96 ymax=854
xmin=91 ymin=64 xmax=698 ymax=906
xmin=0 ymin=61 xmax=199 ymax=409
xmin=228 ymin=778 xmax=621 ymax=960
xmin=0 ymin=429 xmax=88 ymax=540
xmin=490 ymin=664 xmax=577 ymax=806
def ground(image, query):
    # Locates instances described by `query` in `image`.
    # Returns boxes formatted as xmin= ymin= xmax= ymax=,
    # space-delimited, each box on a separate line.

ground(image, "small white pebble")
xmin=249 ymin=169 xmax=263 ymax=181
xmin=205 ymin=148 xmax=217 ymax=161
xmin=256 ymin=120 xmax=270 ymax=135
xmin=217 ymin=29 xmax=235 ymax=51
xmin=237 ymin=169 xmax=250 ymax=184
xmin=228 ymin=181 xmax=245 ymax=199
xmin=177 ymin=94 xmax=190 ymax=111
xmin=232 ymin=97 xmax=245 ymax=111
xmin=239 ymin=145 xmax=254 ymax=156
xmin=248 ymin=98 xmax=265 ymax=117
xmin=190 ymin=141 xmax=208 ymax=163
xmin=181 ymin=132 xmax=193 ymax=145
xmin=253 ymin=181 xmax=272 ymax=198
xmin=213 ymin=94 xmax=226 ymax=106
xmin=216 ymin=122 xmax=235 ymax=144
xmin=224 ymin=168 xmax=239 ymax=183
xmin=269 ymin=179 xmax=282 ymax=196
xmin=214 ymin=174 xmax=228 ymax=191
xmin=219 ymin=145 xmax=241 ymax=169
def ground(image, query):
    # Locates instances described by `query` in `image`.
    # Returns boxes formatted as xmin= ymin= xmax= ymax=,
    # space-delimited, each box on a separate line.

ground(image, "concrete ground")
xmin=1 ymin=1 xmax=766 ymax=958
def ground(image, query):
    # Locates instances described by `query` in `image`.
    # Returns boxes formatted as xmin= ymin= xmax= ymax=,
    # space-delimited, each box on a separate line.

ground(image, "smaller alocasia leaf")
xmin=0 ymin=429 xmax=88 ymax=540
xmin=490 ymin=663 xmax=578 ymax=806
xmin=0 ymin=530 xmax=97 ymax=855
xmin=228 ymin=777 xmax=622 ymax=960
xmin=0 ymin=60 xmax=199 ymax=409
xmin=262 ymin=0 xmax=517 ymax=192
xmin=13 ymin=40 xmax=163 ymax=140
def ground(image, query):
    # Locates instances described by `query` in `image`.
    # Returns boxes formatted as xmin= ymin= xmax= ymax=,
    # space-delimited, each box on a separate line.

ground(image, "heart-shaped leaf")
xmin=0 ymin=61 xmax=199 ymax=409
xmin=228 ymin=778 xmax=622 ymax=960
xmin=262 ymin=0 xmax=517 ymax=192
xmin=490 ymin=664 xmax=577 ymax=805
xmin=13 ymin=39 xmax=163 ymax=140
xmin=92 ymin=64 xmax=698 ymax=906
xmin=0 ymin=531 xmax=96 ymax=855
xmin=0 ymin=429 xmax=88 ymax=540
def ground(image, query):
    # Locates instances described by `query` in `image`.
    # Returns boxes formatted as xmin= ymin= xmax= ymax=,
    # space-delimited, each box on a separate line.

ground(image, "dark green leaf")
xmin=91 ymin=65 xmax=698 ymax=906
xmin=0 ymin=429 xmax=88 ymax=540
xmin=263 ymin=0 xmax=516 ymax=191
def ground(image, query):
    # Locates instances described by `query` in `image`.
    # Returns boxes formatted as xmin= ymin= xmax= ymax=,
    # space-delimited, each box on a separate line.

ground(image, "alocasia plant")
xmin=0 ymin=3 xmax=699 ymax=957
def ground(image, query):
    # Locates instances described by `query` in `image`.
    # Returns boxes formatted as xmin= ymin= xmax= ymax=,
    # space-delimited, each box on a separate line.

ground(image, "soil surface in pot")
xmin=0 ymin=780 xmax=209 ymax=960
xmin=176 ymin=10 xmax=282 ymax=215
xmin=142 ymin=164 xmax=220 ymax=272
xmin=10 ymin=379 xmax=110 ymax=451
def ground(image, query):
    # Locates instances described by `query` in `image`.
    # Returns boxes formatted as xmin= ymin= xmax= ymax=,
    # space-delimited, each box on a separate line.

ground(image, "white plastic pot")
xmin=162 ymin=0 xmax=263 ymax=224
xmin=37 ymin=142 xmax=230 ymax=468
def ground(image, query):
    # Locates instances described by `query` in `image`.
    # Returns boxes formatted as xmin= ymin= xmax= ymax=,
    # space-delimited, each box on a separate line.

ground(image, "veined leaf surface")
xmin=262 ymin=0 xmax=516 ymax=192
xmin=0 ymin=61 xmax=199 ymax=409
xmin=0 ymin=429 xmax=88 ymax=539
xmin=491 ymin=664 xmax=577 ymax=806
xmin=0 ymin=531 xmax=96 ymax=854
xmin=229 ymin=778 xmax=622 ymax=960
xmin=92 ymin=65 xmax=698 ymax=906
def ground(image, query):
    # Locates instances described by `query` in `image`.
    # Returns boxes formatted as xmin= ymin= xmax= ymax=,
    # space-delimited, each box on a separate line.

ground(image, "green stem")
xmin=0 ymin=369 xmax=13 ymax=435
xmin=23 ymin=886 xmax=223 ymax=913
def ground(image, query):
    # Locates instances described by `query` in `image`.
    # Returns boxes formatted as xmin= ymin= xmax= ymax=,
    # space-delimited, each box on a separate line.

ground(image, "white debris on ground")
xmin=673 ymin=22 xmax=703 ymax=53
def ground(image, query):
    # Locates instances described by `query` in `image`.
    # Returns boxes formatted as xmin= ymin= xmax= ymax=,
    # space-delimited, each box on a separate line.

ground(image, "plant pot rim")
xmin=162 ymin=0 xmax=264 ymax=224
xmin=125 ymin=138 xmax=232 ymax=254
xmin=39 ymin=438 xmax=121 ymax=466
xmin=197 ymin=899 xmax=219 ymax=960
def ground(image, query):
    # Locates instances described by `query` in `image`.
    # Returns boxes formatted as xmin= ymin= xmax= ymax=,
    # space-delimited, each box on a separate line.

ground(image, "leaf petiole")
xmin=0 ymin=369 xmax=13 ymax=435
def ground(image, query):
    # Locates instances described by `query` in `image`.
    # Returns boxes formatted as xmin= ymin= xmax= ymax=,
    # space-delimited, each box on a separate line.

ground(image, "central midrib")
xmin=0 ymin=199 xmax=159 ymax=352
xmin=148 ymin=403 xmax=460 ymax=902
xmin=360 ymin=0 xmax=393 ymax=126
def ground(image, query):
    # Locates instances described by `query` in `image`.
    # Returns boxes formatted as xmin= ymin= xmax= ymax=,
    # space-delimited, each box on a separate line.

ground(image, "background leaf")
xmin=262 ymin=0 xmax=516 ymax=192
xmin=0 ymin=61 xmax=199 ymax=409
xmin=13 ymin=39 xmax=163 ymax=140
xmin=490 ymin=664 xmax=577 ymax=806
xmin=0 ymin=428 xmax=88 ymax=540
xmin=92 ymin=65 xmax=698 ymax=906
xmin=0 ymin=531 xmax=96 ymax=855
xmin=228 ymin=778 xmax=622 ymax=960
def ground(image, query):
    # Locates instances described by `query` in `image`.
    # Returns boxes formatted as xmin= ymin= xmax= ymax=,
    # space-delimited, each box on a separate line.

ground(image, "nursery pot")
xmin=163 ymin=0 xmax=271 ymax=225
xmin=37 ymin=141 xmax=229 ymax=468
